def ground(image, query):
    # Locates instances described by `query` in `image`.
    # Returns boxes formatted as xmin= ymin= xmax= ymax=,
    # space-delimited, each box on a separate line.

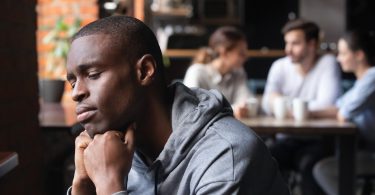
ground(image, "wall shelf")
xmin=164 ymin=49 xmax=285 ymax=58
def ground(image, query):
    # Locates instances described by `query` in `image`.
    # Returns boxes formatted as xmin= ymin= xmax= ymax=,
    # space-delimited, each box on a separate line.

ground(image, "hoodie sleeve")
xmin=195 ymin=140 xmax=289 ymax=195
xmin=194 ymin=118 xmax=290 ymax=195
xmin=112 ymin=191 xmax=127 ymax=195
xmin=194 ymin=140 xmax=290 ymax=195
xmin=66 ymin=186 xmax=128 ymax=195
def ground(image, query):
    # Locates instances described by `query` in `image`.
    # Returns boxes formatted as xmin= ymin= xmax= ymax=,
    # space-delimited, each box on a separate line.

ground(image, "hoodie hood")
xmin=127 ymin=82 xmax=290 ymax=195
xmin=158 ymin=82 xmax=233 ymax=175
xmin=132 ymin=82 xmax=233 ymax=176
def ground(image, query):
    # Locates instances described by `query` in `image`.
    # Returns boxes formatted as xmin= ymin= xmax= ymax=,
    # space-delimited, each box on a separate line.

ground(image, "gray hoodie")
xmin=125 ymin=82 xmax=290 ymax=195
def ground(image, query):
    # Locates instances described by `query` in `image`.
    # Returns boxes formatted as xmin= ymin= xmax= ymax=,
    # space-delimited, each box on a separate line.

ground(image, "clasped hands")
xmin=72 ymin=125 xmax=135 ymax=195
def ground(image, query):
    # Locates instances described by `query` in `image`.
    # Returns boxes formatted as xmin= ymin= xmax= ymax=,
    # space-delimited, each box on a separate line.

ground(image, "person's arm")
xmin=232 ymin=68 xmax=254 ymax=118
xmin=232 ymin=102 xmax=248 ymax=119
xmin=262 ymin=60 xmax=284 ymax=115
xmin=337 ymin=74 xmax=375 ymax=120
xmin=183 ymin=64 xmax=206 ymax=88
xmin=309 ymin=56 xmax=342 ymax=111
xmin=337 ymin=112 xmax=347 ymax=122
xmin=309 ymin=106 xmax=338 ymax=119
xmin=232 ymin=68 xmax=253 ymax=103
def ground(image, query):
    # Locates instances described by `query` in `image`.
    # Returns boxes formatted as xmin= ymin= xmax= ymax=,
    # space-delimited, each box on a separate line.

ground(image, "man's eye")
xmin=88 ymin=72 xmax=101 ymax=79
xmin=69 ymin=82 xmax=76 ymax=89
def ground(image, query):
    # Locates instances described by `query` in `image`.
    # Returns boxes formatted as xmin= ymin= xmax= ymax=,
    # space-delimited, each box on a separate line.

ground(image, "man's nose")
xmin=71 ymin=80 xmax=88 ymax=102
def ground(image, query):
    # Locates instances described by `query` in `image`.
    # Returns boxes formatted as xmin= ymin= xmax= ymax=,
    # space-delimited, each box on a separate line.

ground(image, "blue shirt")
xmin=337 ymin=67 xmax=375 ymax=149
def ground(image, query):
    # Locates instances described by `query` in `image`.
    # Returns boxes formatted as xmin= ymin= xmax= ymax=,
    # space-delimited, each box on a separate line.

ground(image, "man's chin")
xmin=83 ymin=123 xmax=107 ymax=138
xmin=83 ymin=122 xmax=132 ymax=138
xmin=290 ymin=58 xmax=300 ymax=64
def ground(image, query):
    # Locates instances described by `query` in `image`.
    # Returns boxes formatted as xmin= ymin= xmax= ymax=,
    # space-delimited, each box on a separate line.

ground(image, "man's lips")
xmin=76 ymin=106 xmax=97 ymax=123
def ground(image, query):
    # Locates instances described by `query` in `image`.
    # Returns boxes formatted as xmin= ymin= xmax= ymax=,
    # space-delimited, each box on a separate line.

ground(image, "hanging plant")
xmin=42 ymin=17 xmax=81 ymax=80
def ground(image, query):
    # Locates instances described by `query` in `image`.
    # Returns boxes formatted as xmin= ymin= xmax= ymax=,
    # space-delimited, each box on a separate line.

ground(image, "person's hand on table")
xmin=286 ymin=109 xmax=294 ymax=119
xmin=233 ymin=103 xmax=249 ymax=119
xmin=72 ymin=125 xmax=135 ymax=195
xmin=337 ymin=112 xmax=347 ymax=123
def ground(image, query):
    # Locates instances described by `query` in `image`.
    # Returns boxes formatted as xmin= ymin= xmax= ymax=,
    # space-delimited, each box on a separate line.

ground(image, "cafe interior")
xmin=1 ymin=0 xmax=374 ymax=194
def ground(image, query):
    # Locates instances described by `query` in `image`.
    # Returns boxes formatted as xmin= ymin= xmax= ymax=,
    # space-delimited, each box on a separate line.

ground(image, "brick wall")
xmin=0 ymin=0 xmax=44 ymax=194
xmin=36 ymin=0 xmax=98 ymax=96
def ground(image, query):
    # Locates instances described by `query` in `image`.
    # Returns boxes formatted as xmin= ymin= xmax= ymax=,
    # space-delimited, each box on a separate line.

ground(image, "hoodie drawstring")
xmin=154 ymin=162 xmax=160 ymax=195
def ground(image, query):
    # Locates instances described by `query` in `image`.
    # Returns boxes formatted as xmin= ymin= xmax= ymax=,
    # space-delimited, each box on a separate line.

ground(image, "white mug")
xmin=292 ymin=98 xmax=308 ymax=121
xmin=246 ymin=97 xmax=259 ymax=117
xmin=273 ymin=97 xmax=288 ymax=120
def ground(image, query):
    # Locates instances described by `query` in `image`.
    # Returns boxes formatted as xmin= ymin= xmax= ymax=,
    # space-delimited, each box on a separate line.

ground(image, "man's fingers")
xmin=76 ymin=130 xmax=93 ymax=149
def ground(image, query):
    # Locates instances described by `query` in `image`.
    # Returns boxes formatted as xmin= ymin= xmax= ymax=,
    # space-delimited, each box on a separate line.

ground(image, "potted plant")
xmin=39 ymin=17 xmax=81 ymax=102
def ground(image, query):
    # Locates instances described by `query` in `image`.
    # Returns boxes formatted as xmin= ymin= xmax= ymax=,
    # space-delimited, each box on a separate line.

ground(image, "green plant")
xmin=42 ymin=17 xmax=81 ymax=79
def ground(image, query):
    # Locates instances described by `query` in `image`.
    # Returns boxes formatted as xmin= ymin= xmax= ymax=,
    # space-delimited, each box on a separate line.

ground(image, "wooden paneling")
xmin=0 ymin=0 xmax=44 ymax=194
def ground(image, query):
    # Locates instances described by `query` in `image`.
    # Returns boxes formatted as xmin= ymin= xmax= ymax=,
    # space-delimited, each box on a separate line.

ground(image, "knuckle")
xmin=103 ymin=132 xmax=116 ymax=140
xmin=92 ymin=134 xmax=100 ymax=142
xmin=79 ymin=131 xmax=87 ymax=137
xmin=75 ymin=136 xmax=83 ymax=145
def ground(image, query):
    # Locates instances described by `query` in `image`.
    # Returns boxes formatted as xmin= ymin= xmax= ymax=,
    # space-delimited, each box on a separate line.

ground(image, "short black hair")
xmin=341 ymin=30 xmax=375 ymax=66
xmin=282 ymin=19 xmax=320 ymax=42
xmin=73 ymin=16 xmax=166 ymax=81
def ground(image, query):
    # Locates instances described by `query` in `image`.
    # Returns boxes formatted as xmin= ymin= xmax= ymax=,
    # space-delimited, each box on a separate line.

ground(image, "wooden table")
xmin=241 ymin=117 xmax=357 ymax=195
xmin=0 ymin=152 xmax=18 ymax=178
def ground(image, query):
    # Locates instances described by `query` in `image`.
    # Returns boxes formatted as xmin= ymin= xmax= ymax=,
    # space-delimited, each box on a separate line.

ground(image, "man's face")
xmin=284 ymin=30 xmax=314 ymax=63
xmin=67 ymin=34 xmax=139 ymax=138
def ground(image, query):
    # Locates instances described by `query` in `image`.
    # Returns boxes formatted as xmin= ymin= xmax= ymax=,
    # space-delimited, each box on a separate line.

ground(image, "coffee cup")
xmin=246 ymin=97 xmax=259 ymax=117
xmin=292 ymin=98 xmax=308 ymax=121
xmin=273 ymin=97 xmax=288 ymax=120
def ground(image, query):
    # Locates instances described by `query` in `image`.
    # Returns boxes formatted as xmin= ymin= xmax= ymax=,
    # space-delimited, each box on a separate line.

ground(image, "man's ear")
xmin=135 ymin=54 xmax=156 ymax=86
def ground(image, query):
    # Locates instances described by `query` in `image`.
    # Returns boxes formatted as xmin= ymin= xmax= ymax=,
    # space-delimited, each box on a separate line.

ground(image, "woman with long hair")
xmin=183 ymin=26 xmax=254 ymax=119
xmin=313 ymin=30 xmax=375 ymax=195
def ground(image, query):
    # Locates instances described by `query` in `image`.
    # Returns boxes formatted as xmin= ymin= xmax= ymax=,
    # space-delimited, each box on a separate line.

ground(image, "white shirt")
xmin=262 ymin=54 xmax=342 ymax=115
xmin=183 ymin=63 xmax=253 ymax=105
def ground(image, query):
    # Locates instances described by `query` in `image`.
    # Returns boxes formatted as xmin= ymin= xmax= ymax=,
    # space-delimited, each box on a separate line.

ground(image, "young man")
xmin=66 ymin=16 xmax=289 ymax=195
xmin=261 ymin=19 xmax=342 ymax=195
xmin=262 ymin=19 xmax=341 ymax=115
